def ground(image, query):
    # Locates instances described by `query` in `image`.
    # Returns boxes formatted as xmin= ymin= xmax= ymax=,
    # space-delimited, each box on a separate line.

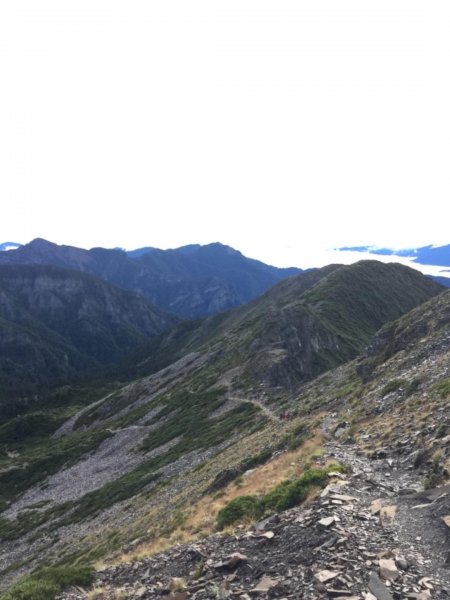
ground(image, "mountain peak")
xmin=27 ymin=237 xmax=58 ymax=249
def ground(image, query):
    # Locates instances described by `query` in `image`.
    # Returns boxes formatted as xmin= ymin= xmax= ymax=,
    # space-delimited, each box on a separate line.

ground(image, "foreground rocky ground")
xmin=58 ymin=440 xmax=450 ymax=600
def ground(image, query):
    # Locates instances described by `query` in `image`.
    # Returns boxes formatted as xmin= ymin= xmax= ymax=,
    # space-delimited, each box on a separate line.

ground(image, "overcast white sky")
xmin=1 ymin=1 xmax=449 ymax=268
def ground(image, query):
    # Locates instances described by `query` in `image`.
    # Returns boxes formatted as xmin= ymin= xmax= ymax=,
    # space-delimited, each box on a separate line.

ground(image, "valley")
xmin=0 ymin=251 xmax=448 ymax=600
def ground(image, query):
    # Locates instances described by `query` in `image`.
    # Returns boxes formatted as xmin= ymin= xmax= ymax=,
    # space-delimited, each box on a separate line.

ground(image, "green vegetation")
xmin=424 ymin=448 xmax=446 ymax=489
xmin=381 ymin=379 xmax=407 ymax=396
xmin=432 ymin=377 xmax=450 ymax=399
xmin=0 ymin=410 xmax=72 ymax=445
xmin=0 ymin=565 xmax=94 ymax=600
xmin=239 ymin=449 xmax=273 ymax=472
xmin=216 ymin=495 xmax=262 ymax=528
xmin=0 ymin=427 xmax=111 ymax=510
xmin=216 ymin=464 xmax=343 ymax=529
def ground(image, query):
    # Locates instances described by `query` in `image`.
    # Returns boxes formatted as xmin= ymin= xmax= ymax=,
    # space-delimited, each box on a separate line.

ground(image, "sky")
xmin=1 ymin=1 xmax=449 ymax=269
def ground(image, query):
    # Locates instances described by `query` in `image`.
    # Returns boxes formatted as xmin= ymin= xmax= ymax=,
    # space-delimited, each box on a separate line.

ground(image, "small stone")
xmin=395 ymin=556 xmax=408 ymax=571
xmin=314 ymin=570 xmax=340 ymax=583
xmin=380 ymin=505 xmax=397 ymax=527
xmin=370 ymin=499 xmax=382 ymax=515
xmin=250 ymin=575 xmax=278 ymax=594
xmin=329 ymin=493 xmax=357 ymax=503
xmin=368 ymin=572 xmax=394 ymax=600
xmin=213 ymin=553 xmax=247 ymax=570
xmin=442 ymin=515 xmax=450 ymax=528
xmin=319 ymin=516 xmax=338 ymax=528
xmin=328 ymin=472 xmax=347 ymax=479
xmin=256 ymin=531 xmax=275 ymax=539
xmin=378 ymin=558 xmax=399 ymax=581
xmin=418 ymin=577 xmax=433 ymax=590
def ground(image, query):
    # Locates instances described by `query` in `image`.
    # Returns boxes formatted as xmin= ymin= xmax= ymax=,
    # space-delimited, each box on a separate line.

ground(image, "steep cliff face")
xmin=0 ymin=239 xmax=300 ymax=318
xmin=0 ymin=264 xmax=177 ymax=396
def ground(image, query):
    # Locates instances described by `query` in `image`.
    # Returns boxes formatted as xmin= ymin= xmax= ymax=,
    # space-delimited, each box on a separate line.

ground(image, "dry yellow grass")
xmin=119 ymin=431 xmax=325 ymax=563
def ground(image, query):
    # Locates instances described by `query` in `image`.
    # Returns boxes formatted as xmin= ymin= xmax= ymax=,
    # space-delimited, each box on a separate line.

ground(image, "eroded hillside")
xmin=0 ymin=265 xmax=447 ymax=599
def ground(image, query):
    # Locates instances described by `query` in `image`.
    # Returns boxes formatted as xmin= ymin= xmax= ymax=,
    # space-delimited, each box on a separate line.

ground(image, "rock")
xmin=406 ymin=592 xmax=431 ymax=600
xmin=379 ymin=505 xmax=396 ymax=527
xmin=327 ymin=472 xmax=347 ymax=480
xmin=378 ymin=558 xmax=399 ymax=581
xmin=370 ymin=499 xmax=382 ymax=515
xmin=394 ymin=556 xmax=408 ymax=571
xmin=442 ymin=515 xmax=450 ymax=528
xmin=371 ymin=449 xmax=388 ymax=460
xmin=255 ymin=531 xmax=275 ymax=539
xmin=368 ymin=572 xmax=394 ymax=600
xmin=418 ymin=577 xmax=433 ymax=590
xmin=329 ymin=494 xmax=357 ymax=503
xmin=413 ymin=449 xmax=429 ymax=469
xmin=250 ymin=575 xmax=278 ymax=594
xmin=319 ymin=516 xmax=339 ymax=528
xmin=213 ymin=553 xmax=247 ymax=570
xmin=314 ymin=569 xmax=340 ymax=583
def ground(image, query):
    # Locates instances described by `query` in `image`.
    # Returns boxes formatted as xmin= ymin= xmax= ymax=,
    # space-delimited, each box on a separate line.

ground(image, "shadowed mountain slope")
xmin=0 ymin=239 xmax=300 ymax=318
xmin=0 ymin=264 xmax=177 ymax=397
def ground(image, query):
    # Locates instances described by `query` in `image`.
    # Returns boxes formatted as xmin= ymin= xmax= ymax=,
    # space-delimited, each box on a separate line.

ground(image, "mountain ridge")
xmin=0 ymin=259 xmax=447 ymax=599
xmin=0 ymin=239 xmax=301 ymax=318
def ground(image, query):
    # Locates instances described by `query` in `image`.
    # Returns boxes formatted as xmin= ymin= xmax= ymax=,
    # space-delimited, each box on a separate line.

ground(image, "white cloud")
xmin=0 ymin=1 xmax=449 ymax=267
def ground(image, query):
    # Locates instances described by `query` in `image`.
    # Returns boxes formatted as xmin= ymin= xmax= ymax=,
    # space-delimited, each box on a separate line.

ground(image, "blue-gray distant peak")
xmin=0 ymin=239 xmax=302 ymax=318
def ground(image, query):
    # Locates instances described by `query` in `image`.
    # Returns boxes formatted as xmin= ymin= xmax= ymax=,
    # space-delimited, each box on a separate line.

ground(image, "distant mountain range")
xmin=0 ymin=239 xmax=301 ymax=318
xmin=0 ymin=239 xmax=448 ymax=598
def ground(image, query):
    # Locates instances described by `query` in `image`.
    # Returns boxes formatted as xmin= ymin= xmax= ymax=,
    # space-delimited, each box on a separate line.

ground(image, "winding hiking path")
xmin=228 ymin=395 xmax=281 ymax=423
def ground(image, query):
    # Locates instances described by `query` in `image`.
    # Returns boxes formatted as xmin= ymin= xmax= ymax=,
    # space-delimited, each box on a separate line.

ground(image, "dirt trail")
xmin=58 ymin=437 xmax=450 ymax=599
xmin=228 ymin=395 xmax=281 ymax=423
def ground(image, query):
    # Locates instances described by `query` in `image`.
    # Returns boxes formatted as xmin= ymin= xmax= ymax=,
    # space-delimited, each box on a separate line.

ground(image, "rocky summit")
xmin=0 ymin=259 xmax=448 ymax=600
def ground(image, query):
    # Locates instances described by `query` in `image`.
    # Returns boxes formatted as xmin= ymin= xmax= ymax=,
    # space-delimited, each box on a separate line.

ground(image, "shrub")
xmin=0 ymin=565 xmax=94 ymax=600
xmin=433 ymin=378 xmax=450 ymax=399
xmin=216 ymin=465 xmax=342 ymax=529
xmin=216 ymin=495 xmax=262 ymax=529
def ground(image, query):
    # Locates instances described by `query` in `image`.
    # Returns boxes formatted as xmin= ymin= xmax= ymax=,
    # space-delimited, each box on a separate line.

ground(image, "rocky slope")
xmin=56 ymin=291 xmax=450 ymax=600
xmin=134 ymin=261 xmax=443 ymax=388
xmin=58 ymin=442 xmax=449 ymax=600
xmin=0 ymin=268 xmax=447 ymax=599
xmin=0 ymin=239 xmax=300 ymax=318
